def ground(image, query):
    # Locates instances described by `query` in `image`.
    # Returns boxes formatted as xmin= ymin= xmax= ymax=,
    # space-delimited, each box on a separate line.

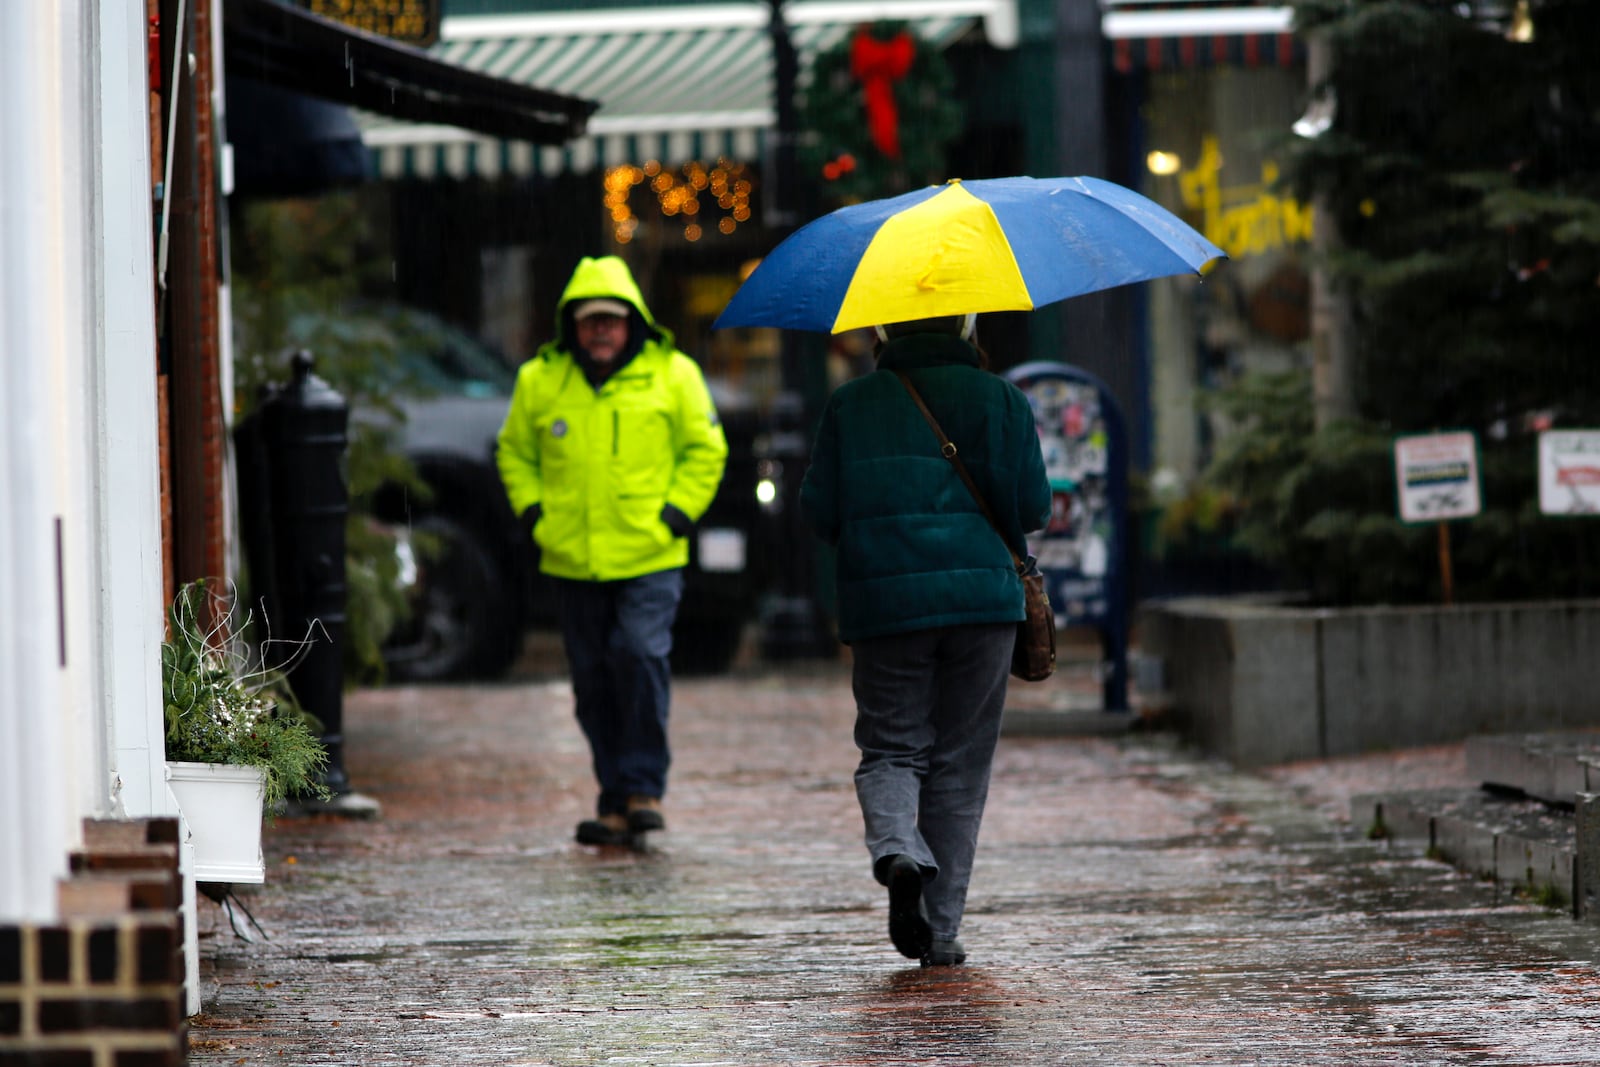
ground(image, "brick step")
xmin=3 ymin=817 xmax=187 ymax=1065
xmin=59 ymin=872 xmax=181 ymax=918
xmin=66 ymin=817 xmax=182 ymax=920
xmin=70 ymin=846 xmax=181 ymax=876
xmin=81 ymin=817 xmax=179 ymax=851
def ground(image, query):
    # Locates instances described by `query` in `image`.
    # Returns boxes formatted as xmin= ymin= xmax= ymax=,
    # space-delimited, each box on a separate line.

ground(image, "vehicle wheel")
xmin=670 ymin=618 xmax=745 ymax=676
xmin=383 ymin=517 xmax=519 ymax=682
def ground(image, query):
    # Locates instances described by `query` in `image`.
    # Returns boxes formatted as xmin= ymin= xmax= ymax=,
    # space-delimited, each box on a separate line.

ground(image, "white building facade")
xmin=0 ymin=0 xmax=168 ymax=923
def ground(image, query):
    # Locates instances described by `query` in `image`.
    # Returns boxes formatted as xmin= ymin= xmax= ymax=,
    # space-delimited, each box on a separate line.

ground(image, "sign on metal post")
xmin=1539 ymin=430 xmax=1600 ymax=516
xmin=1394 ymin=431 xmax=1480 ymax=605
xmin=1394 ymin=431 xmax=1481 ymax=524
xmin=1005 ymin=361 xmax=1129 ymax=712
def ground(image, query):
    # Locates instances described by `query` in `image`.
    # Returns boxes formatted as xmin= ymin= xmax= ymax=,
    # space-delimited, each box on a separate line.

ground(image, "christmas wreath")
xmin=797 ymin=21 xmax=964 ymax=204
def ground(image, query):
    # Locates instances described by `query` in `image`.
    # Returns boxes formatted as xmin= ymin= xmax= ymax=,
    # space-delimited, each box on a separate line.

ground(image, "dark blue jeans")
xmin=555 ymin=568 xmax=684 ymax=817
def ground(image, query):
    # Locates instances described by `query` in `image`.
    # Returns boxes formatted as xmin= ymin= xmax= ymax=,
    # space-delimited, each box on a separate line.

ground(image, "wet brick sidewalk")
xmin=190 ymin=655 xmax=1600 ymax=1065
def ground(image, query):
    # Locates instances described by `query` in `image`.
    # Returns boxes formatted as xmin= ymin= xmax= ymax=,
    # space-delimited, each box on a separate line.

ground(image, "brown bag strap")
xmin=894 ymin=370 xmax=1026 ymax=573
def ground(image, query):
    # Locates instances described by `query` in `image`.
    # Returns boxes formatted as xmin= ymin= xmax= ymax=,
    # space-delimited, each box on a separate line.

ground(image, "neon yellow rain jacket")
xmin=496 ymin=256 xmax=728 ymax=581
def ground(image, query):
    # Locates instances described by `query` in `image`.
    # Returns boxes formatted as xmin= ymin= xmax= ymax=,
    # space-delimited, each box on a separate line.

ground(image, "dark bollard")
xmin=235 ymin=350 xmax=375 ymax=813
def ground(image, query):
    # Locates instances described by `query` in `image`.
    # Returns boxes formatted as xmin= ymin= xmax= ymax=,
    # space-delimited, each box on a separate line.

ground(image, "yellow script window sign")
xmin=1179 ymin=136 xmax=1313 ymax=259
xmin=304 ymin=0 xmax=439 ymax=47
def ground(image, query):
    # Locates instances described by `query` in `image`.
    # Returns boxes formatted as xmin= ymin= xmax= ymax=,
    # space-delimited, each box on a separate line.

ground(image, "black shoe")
xmin=922 ymin=938 xmax=966 ymax=967
xmin=884 ymin=855 xmax=932 ymax=960
xmin=575 ymin=815 xmax=632 ymax=847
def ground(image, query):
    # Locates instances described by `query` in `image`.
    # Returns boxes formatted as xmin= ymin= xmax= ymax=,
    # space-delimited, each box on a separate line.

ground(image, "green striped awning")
xmin=362 ymin=0 xmax=1019 ymax=179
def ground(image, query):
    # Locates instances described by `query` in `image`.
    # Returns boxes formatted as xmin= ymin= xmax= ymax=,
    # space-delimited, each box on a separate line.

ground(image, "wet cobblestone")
xmin=191 ymin=659 xmax=1600 ymax=1065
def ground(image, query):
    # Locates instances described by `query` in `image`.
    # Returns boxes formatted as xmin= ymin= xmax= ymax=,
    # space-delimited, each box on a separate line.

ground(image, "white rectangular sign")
xmin=1539 ymin=429 xmax=1600 ymax=515
xmin=1394 ymin=431 xmax=1481 ymax=523
xmin=697 ymin=527 xmax=747 ymax=572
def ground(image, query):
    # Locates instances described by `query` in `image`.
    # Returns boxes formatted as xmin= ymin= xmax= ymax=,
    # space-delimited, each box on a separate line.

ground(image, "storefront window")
xmin=686 ymin=272 xmax=784 ymax=411
xmin=1139 ymin=65 xmax=1312 ymax=490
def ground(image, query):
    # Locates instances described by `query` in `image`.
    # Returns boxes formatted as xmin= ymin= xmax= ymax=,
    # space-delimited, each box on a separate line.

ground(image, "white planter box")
xmin=166 ymin=761 xmax=266 ymax=884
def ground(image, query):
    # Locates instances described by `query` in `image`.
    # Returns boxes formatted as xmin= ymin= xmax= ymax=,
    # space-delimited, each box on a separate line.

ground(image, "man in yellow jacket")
xmin=497 ymin=256 xmax=728 ymax=845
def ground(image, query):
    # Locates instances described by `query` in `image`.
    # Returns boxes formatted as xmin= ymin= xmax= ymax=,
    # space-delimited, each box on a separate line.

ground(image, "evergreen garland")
xmin=797 ymin=21 xmax=964 ymax=204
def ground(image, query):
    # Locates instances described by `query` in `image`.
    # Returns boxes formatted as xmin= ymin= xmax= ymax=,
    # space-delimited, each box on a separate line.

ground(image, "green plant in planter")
xmin=162 ymin=579 xmax=331 ymax=810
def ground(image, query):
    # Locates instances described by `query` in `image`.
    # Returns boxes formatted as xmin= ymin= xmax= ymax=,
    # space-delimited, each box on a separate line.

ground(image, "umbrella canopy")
xmin=714 ymin=176 xmax=1225 ymax=334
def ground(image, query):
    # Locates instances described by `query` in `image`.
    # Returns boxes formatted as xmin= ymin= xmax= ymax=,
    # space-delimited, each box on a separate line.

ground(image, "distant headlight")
xmin=755 ymin=478 xmax=778 ymax=506
xmin=393 ymin=530 xmax=419 ymax=589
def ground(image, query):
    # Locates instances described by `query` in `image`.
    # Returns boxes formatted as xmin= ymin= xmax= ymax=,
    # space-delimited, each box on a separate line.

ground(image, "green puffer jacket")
xmin=801 ymin=333 xmax=1052 ymax=643
xmin=497 ymin=256 xmax=728 ymax=581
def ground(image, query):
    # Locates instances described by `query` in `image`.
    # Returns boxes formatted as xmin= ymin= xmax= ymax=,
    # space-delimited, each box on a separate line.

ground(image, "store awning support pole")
xmin=761 ymin=0 xmax=832 ymax=660
xmin=768 ymin=0 xmax=799 ymax=233
xmin=157 ymin=0 xmax=187 ymax=296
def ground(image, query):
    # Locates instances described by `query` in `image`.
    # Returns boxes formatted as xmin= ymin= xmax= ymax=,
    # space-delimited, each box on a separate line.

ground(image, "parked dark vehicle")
xmin=326 ymin=306 xmax=780 ymax=681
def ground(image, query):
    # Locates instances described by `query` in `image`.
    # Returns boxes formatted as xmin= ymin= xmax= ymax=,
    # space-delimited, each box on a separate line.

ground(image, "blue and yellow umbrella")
xmin=713 ymin=176 xmax=1225 ymax=334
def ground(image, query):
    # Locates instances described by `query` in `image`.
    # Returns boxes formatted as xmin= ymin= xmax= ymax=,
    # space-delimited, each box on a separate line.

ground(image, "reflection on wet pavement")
xmin=190 ymin=669 xmax=1600 ymax=1065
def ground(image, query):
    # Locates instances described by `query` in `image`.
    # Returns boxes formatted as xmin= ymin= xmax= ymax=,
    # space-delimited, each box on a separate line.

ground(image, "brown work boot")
xmin=575 ymin=812 xmax=630 ymax=846
xmin=625 ymin=795 xmax=665 ymax=834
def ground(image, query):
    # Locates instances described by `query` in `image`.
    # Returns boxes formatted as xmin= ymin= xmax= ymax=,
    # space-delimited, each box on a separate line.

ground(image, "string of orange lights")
xmin=603 ymin=159 xmax=754 ymax=244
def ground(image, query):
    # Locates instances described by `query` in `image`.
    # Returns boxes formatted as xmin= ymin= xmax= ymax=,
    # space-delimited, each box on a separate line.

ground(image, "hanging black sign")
xmin=302 ymin=0 xmax=439 ymax=48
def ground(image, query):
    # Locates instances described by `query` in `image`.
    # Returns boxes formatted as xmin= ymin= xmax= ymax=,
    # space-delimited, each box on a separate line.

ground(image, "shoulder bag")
xmin=894 ymin=371 xmax=1056 ymax=682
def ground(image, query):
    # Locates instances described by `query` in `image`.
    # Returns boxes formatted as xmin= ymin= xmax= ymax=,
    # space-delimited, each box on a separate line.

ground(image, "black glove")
xmin=660 ymin=504 xmax=693 ymax=538
xmin=519 ymin=504 xmax=541 ymax=540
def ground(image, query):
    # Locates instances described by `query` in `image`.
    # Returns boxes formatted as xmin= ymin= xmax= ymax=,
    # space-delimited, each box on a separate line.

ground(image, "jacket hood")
xmin=875 ymin=332 xmax=983 ymax=372
xmin=552 ymin=256 xmax=674 ymax=352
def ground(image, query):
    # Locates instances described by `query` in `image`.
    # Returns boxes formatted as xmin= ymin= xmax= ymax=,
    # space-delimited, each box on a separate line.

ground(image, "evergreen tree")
xmin=1207 ymin=0 xmax=1600 ymax=603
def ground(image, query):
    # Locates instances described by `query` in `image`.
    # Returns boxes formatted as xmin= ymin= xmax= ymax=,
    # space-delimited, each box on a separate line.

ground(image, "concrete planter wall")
xmin=1138 ymin=598 xmax=1600 ymax=768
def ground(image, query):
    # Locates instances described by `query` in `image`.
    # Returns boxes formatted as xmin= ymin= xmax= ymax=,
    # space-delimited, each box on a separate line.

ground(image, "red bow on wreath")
xmin=850 ymin=28 xmax=915 ymax=160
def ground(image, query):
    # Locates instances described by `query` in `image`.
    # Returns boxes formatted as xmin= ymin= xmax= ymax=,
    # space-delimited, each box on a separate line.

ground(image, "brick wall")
xmin=0 ymin=820 xmax=188 ymax=1066
xmin=191 ymin=0 xmax=227 ymax=589
xmin=160 ymin=0 xmax=228 ymax=600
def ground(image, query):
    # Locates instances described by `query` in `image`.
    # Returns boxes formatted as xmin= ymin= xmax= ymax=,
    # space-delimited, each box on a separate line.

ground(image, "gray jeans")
xmin=850 ymin=622 xmax=1014 ymax=941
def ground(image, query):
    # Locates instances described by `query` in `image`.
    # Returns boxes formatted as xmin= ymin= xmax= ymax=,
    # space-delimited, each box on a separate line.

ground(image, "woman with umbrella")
xmin=798 ymin=312 xmax=1050 ymax=966
xmin=718 ymin=176 xmax=1223 ymax=964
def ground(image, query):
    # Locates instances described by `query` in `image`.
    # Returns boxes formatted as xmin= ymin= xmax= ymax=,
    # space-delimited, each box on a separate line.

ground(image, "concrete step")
xmin=1354 ymin=785 xmax=1600 ymax=921
xmin=1465 ymin=731 xmax=1600 ymax=807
